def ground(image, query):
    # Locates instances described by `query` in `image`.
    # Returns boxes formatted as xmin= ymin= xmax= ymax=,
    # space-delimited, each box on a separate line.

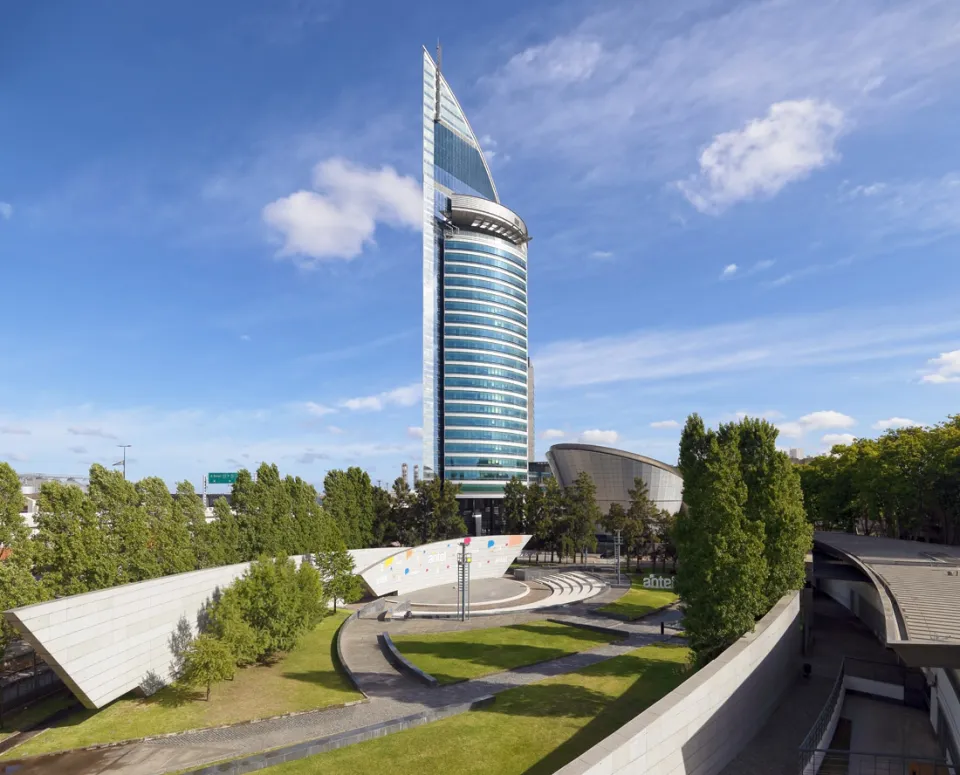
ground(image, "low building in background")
xmin=545 ymin=443 xmax=683 ymax=516
xmin=527 ymin=460 xmax=553 ymax=487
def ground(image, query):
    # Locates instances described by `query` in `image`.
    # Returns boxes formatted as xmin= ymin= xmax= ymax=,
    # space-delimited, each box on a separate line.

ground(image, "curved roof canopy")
xmin=547 ymin=443 xmax=681 ymax=477
xmin=815 ymin=531 xmax=960 ymax=667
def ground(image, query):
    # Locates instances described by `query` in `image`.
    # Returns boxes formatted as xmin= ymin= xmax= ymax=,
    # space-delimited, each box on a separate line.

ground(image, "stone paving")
xmin=718 ymin=592 xmax=902 ymax=775
xmin=1 ymin=575 xmax=685 ymax=775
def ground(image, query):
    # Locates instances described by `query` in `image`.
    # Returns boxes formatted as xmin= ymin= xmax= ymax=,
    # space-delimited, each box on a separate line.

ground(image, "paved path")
xmin=2 ymin=589 xmax=681 ymax=775
xmin=718 ymin=593 xmax=901 ymax=775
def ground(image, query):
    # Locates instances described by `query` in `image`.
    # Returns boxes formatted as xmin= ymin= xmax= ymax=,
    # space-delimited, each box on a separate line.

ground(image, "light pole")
xmin=615 ymin=529 xmax=622 ymax=587
xmin=116 ymin=444 xmax=132 ymax=480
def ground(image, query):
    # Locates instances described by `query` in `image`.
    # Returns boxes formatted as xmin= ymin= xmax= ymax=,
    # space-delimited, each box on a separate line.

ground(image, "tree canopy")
xmin=799 ymin=415 xmax=960 ymax=544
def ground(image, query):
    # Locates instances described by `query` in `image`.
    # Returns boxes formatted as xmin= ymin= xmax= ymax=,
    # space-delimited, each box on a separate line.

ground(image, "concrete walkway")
xmin=719 ymin=592 xmax=903 ymax=775
xmin=2 ymin=591 xmax=681 ymax=775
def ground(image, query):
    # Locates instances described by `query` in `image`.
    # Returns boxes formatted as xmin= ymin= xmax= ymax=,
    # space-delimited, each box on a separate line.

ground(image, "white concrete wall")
xmin=5 ymin=562 xmax=257 ymax=709
xmin=845 ymin=675 xmax=904 ymax=701
xmin=359 ymin=535 xmax=530 ymax=597
xmin=817 ymin=577 xmax=882 ymax=615
xmin=350 ymin=547 xmax=407 ymax=575
xmin=3 ymin=547 xmax=396 ymax=710
xmin=554 ymin=592 xmax=802 ymax=775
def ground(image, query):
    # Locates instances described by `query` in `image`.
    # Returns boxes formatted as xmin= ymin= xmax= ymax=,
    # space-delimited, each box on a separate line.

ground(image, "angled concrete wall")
xmin=554 ymin=592 xmax=801 ymax=775
xmin=359 ymin=535 xmax=530 ymax=597
xmin=3 ymin=547 xmax=405 ymax=710
xmin=4 ymin=561 xmax=256 ymax=709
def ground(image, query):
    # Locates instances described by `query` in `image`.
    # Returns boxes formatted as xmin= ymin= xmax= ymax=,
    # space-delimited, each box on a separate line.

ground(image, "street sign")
xmin=207 ymin=472 xmax=238 ymax=485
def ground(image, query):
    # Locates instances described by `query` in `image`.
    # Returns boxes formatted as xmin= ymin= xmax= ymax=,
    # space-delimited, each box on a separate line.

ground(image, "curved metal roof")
xmin=815 ymin=531 xmax=960 ymax=667
xmin=546 ymin=443 xmax=681 ymax=478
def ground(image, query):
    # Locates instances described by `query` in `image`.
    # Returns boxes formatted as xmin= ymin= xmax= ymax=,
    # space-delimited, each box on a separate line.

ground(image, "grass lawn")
xmin=0 ymin=693 xmax=78 ymax=744
xmin=599 ymin=573 xmax=679 ymax=620
xmin=262 ymin=641 xmax=692 ymax=775
xmin=391 ymin=621 xmax=623 ymax=684
xmin=1 ymin=611 xmax=358 ymax=759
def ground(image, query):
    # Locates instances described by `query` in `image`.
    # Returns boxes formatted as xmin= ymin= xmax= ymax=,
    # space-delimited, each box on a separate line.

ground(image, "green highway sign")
xmin=207 ymin=472 xmax=238 ymax=485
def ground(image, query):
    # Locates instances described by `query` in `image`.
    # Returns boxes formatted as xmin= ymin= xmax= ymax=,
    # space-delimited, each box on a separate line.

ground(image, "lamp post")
xmin=116 ymin=444 xmax=132 ymax=480
xmin=615 ymin=529 xmax=622 ymax=587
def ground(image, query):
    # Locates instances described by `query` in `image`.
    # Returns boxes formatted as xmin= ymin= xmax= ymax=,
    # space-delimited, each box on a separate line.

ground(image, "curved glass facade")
xmin=423 ymin=47 xmax=530 ymax=506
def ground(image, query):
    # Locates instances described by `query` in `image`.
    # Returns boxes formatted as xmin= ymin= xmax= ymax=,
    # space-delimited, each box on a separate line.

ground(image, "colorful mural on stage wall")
xmin=359 ymin=534 xmax=531 ymax=597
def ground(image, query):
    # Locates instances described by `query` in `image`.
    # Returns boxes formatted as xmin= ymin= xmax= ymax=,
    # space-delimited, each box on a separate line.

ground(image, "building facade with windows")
xmin=422 ymin=47 xmax=531 ymax=533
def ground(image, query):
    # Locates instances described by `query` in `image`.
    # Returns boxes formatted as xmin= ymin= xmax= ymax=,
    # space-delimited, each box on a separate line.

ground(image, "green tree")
xmin=182 ymin=634 xmax=235 ymax=700
xmin=322 ymin=467 xmax=375 ymax=548
xmin=525 ymin=481 xmax=547 ymax=562
xmin=140 ymin=478 xmax=196 ymax=574
xmin=542 ymin=477 xmax=566 ymax=562
xmin=315 ymin=541 xmax=358 ymax=613
xmin=234 ymin=556 xmax=308 ymax=658
xmin=675 ymin=415 xmax=767 ymax=665
xmin=625 ymin=477 xmax=660 ymax=570
xmin=169 ymin=480 xmax=216 ymax=570
xmin=89 ymin=463 xmax=152 ymax=583
xmin=603 ymin=502 xmax=629 ymax=569
xmin=208 ymin=589 xmax=260 ymax=665
xmin=34 ymin=481 xmax=115 ymax=595
xmin=413 ymin=478 xmax=466 ymax=542
xmin=503 ymin=476 xmax=527 ymax=534
xmin=0 ymin=463 xmax=44 ymax=652
xmin=296 ymin=556 xmax=329 ymax=627
xmin=371 ymin=484 xmax=395 ymax=546
xmin=231 ymin=468 xmax=257 ymax=559
xmin=213 ymin=497 xmax=241 ymax=564
xmin=287 ymin=476 xmax=328 ymax=554
xmin=565 ymin=472 xmax=600 ymax=563
xmin=389 ymin=477 xmax=419 ymax=545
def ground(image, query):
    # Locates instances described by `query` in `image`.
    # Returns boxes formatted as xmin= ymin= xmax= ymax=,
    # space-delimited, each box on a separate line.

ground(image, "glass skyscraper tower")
xmin=422 ymin=47 xmax=530 ymax=530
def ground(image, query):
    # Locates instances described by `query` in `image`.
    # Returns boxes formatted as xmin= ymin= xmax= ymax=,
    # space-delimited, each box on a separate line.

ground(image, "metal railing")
xmin=806 ymin=751 xmax=953 ymax=774
xmin=798 ymin=659 xmax=847 ymax=773
xmin=798 ymin=658 xmax=951 ymax=775
xmin=0 ymin=665 xmax=64 ymax=724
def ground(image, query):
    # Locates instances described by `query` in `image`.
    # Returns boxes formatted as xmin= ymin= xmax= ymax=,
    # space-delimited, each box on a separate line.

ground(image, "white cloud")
xmin=872 ymin=417 xmax=921 ymax=431
xmin=262 ymin=158 xmax=420 ymax=265
xmin=0 ymin=404 xmax=422 ymax=486
xmin=845 ymin=174 xmax=960 ymax=238
xmin=302 ymin=401 xmax=336 ymax=417
xmin=342 ymin=383 xmax=421 ymax=412
xmin=580 ymin=429 xmax=619 ymax=444
xmin=590 ymin=250 xmax=614 ymax=260
xmin=921 ymin=350 xmax=960 ymax=384
xmin=732 ymin=409 xmax=785 ymax=421
xmin=721 ymin=263 xmax=738 ymax=277
xmin=0 ymin=202 xmax=11 ymax=220
xmin=68 ymin=445 xmax=88 ymax=455
xmin=67 ymin=426 xmax=118 ymax=440
xmin=494 ymin=36 xmax=604 ymax=89
xmin=650 ymin=420 xmax=680 ymax=429
xmin=541 ymin=429 xmax=566 ymax=440
xmin=296 ymin=451 xmax=330 ymax=464
xmin=1 ymin=452 xmax=27 ymax=463
xmin=822 ymin=433 xmax=856 ymax=447
xmin=327 ymin=425 xmax=344 ymax=435
xmin=240 ymin=334 xmax=251 ymax=342
xmin=753 ymin=259 xmax=775 ymax=272
xmin=406 ymin=426 xmax=423 ymax=439
xmin=0 ymin=426 xmax=30 ymax=435
xmin=533 ymin=303 xmax=960 ymax=389
xmin=777 ymin=411 xmax=856 ymax=438
xmin=677 ymin=100 xmax=844 ymax=214
xmin=479 ymin=1 xmax=960 ymax=180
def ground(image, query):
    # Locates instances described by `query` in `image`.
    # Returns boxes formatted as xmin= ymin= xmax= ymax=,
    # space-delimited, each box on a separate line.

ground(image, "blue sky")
xmin=3 ymin=0 xmax=960 ymax=490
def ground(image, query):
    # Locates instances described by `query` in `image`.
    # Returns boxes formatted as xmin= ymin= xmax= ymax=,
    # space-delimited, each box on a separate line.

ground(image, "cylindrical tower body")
xmin=440 ymin=195 xmax=529 ymax=498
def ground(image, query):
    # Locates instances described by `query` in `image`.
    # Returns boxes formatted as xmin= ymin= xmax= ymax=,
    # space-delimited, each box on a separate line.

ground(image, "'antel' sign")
xmin=643 ymin=575 xmax=674 ymax=589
